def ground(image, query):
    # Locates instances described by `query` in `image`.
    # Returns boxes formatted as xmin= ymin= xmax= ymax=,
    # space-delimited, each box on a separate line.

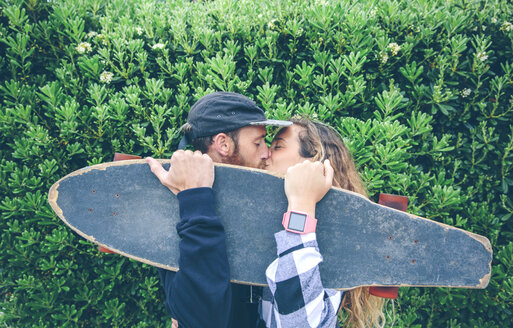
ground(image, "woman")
xmin=261 ymin=117 xmax=386 ymax=328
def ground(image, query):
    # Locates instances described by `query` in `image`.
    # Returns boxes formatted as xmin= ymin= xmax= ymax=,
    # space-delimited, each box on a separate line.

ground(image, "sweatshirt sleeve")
xmin=261 ymin=230 xmax=343 ymax=328
xmin=159 ymin=187 xmax=231 ymax=328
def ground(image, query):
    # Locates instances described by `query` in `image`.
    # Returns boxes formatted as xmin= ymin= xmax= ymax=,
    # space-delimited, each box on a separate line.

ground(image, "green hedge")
xmin=1 ymin=0 xmax=512 ymax=326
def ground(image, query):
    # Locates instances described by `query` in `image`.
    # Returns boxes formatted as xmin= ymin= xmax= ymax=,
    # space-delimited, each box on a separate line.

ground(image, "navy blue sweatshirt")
xmin=158 ymin=188 xmax=265 ymax=327
xmin=158 ymin=187 xmax=232 ymax=327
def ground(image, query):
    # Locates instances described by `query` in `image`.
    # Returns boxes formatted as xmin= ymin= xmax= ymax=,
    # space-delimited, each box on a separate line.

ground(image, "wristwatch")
xmin=282 ymin=210 xmax=317 ymax=234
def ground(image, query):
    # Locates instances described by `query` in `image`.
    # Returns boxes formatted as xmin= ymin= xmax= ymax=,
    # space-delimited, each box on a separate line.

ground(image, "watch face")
xmin=288 ymin=212 xmax=306 ymax=231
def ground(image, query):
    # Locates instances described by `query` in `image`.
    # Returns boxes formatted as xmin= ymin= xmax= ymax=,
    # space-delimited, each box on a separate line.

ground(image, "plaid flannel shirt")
xmin=261 ymin=230 xmax=344 ymax=328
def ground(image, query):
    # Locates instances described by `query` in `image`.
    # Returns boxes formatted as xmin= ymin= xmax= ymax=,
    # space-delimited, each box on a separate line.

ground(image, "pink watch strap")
xmin=282 ymin=210 xmax=317 ymax=234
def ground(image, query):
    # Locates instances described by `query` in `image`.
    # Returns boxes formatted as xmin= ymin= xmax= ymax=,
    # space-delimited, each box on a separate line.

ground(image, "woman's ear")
xmin=211 ymin=133 xmax=234 ymax=157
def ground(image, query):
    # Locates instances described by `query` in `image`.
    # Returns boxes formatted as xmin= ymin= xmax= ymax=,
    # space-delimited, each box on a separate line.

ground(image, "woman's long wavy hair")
xmin=289 ymin=116 xmax=387 ymax=328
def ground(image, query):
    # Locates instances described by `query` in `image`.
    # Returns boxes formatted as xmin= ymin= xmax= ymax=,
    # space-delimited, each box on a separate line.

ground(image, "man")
xmin=146 ymin=92 xmax=291 ymax=327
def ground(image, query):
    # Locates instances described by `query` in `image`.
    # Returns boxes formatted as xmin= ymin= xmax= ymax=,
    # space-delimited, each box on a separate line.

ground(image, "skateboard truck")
xmin=98 ymin=153 xmax=142 ymax=254
xmin=368 ymin=193 xmax=408 ymax=300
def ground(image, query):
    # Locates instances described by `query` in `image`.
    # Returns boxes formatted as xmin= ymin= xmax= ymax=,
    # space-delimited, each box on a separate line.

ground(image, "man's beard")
xmin=222 ymin=148 xmax=266 ymax=169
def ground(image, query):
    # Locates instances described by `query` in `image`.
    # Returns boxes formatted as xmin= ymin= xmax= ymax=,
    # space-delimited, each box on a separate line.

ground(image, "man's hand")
xmin=284 ymin=159 xmax=334 ymax=216
xmin=146 ymin=150 xmax=215 ymax=195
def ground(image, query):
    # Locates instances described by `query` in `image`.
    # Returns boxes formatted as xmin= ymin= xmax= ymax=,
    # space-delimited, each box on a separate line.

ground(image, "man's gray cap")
xmin=178 ymin=92 xmax=291 ymax=149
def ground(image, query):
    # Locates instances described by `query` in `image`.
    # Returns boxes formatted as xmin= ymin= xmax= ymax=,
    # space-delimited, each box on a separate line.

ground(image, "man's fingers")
xmin=145 ymin=157 xmax=168 ymax=183
xmin=324 ymin=159 xmax=334 ymax=188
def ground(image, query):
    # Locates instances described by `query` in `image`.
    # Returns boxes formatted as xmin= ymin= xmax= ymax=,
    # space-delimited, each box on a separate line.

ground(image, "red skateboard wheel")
xmin=113 ymin=153 xmax=142 ymax=161
xmin=98 ymin=245 xmax=116 ymax=254
xmin=378 ymin=193 xmax=408 ymax=212
xmin=369 ymin=286 xmax=398 ymax=299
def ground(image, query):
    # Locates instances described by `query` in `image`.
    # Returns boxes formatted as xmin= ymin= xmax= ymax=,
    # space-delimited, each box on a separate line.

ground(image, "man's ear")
xmin=211 ymin=133 xmax=234 ymax=157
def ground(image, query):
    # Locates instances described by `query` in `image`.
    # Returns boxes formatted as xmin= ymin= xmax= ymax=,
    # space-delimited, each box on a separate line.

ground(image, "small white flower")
xmin=76 ymin=42 xmax=92 ymax=54
xmin=370 ymin=9 xmax=377 ymax=16
xmin=97 ymin=34 xmax=108 ymax=45
xmin=482 ymin=25 xmax=486 ymax=31
xmin=460 ymin=88 xmax=471 ymax=98
xmin=381 ymin=53 xmax=389 ymax=64
xmin=152 ymin=43 xmax=165 ymax=50
xmin=100 ymin=71 xmax=114 ymax=83
xmin=312 ymin=113 xmax=318 ymax=119
xmin=258 ymin=14 xmax=263 ymax=19
xmin=87 ymin=31 xmax=98 ymax=38
xmin=268 ymin=19 xmax=277 ymax=29
xmin=491 ymin=17 xmax=498 ymax=24
xmin=500 ymin=21 xmax=513 ymax=32
xmin=476 ymin=51 xmax=488 ymax=62
xmin=136 ymin=27 xmax=143 ymax=36
xmin=388 ymin=42 xmax=401 ymax=56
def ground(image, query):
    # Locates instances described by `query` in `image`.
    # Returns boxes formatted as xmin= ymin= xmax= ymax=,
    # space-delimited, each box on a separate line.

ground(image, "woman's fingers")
xmin=324 ymin=159 xmax=334 ymax=189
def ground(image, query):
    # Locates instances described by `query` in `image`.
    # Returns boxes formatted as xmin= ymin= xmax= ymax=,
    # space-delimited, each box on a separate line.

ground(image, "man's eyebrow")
xmin=254 ymin=134 xmax=266 ymax=140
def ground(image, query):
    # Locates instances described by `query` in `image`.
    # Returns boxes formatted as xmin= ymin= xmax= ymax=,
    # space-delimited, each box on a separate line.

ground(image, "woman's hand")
xmin=284 ymin=159 xmax=334 ymax=217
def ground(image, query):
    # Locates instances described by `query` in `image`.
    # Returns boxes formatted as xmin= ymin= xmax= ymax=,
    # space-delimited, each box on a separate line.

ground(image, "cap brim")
xmin=249 ymin=119 xmax=292 ymax=127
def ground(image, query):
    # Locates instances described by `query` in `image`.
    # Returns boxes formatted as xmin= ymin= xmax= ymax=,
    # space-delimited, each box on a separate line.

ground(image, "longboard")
xmin=48 ymin=160 xmax=492 ymax=290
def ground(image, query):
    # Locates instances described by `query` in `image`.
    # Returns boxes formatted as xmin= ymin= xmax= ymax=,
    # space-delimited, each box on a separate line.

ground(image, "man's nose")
xmin=261 ymin=145 xmax=271 ymax=160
